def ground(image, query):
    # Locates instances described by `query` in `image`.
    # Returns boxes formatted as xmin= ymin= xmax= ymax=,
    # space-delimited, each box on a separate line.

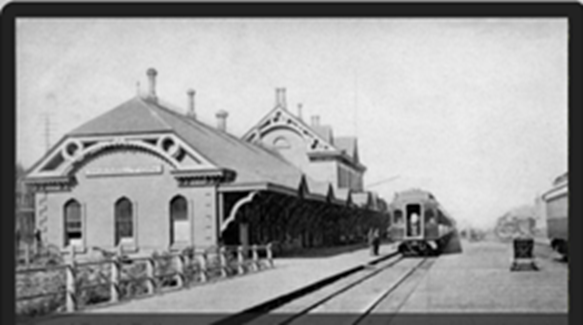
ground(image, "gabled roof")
xmin=62 ymin=95 xmax=314 ymax=190
xmin=69 ymin=97 xmax=174 ymax=136
xmin=334 ymin=136 xmax=358 ymax=162
xmin=335 ymin=188 xmax=352 ymax=205
xmin=242 ymin=101 xmax=365 ymax=170
xmin=306 ymin=178 xmax=335 ymax=202
xmin=242 ymin=105 xmax=336 ymax=152
xmin=312 ymin=125 xmax=334 ymax=144
xmin=351 ymin=192 xmax=372 ymax=208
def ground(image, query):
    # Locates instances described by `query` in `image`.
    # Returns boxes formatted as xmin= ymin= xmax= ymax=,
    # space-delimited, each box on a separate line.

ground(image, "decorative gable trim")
xmin=26 ymin=133 xmax=221 ymax=181
xmin=174 ymin=168 xmax=237 ymax=187
xmin=25 ymin=176 xmax=77 ymax=192
xmin=243 ymin=107 xmax=336 ymax=153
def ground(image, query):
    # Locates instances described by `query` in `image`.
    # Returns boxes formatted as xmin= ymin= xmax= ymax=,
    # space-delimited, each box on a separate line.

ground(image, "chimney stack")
xmin=187 ymin=89 xmax=196 ymax=119
xmin=297 ymin=103 xmax=303 ymax=121
xmin=311 ymin=115 xmax=320 ymax=126
xmin=146 ymin=68 xmax=158 ymax=100
xmin=275 ymin=88 xmax=286 ymax=109
xmin=216 ymin=110 xmax=229 ymax=132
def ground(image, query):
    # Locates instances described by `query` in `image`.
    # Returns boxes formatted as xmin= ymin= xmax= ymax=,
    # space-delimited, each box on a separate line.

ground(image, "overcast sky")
xmin=16 ymin=18 xmax=568 ymax=229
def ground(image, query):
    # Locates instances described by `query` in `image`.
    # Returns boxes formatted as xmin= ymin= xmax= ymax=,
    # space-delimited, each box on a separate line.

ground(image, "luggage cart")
xmin=510 ymin=238 xmax=538 ymax=271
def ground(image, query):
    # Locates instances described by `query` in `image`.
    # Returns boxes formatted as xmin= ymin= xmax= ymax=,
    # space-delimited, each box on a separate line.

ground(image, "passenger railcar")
xmin=542 ymin=172 xmax=568 ymax=258
xmin=388 ymin=189 xmax=455 ymax=256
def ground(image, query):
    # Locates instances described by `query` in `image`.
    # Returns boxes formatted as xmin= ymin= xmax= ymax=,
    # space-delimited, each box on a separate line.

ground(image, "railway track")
xmin=217 ymin=254 xmax=434 ymax=325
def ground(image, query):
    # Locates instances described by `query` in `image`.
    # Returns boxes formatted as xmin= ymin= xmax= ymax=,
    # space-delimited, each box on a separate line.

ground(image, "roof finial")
xmin=275 ymin=88 xmax=286 ymax=109
xmin=216 ymin=110 xmax=229 ymax=132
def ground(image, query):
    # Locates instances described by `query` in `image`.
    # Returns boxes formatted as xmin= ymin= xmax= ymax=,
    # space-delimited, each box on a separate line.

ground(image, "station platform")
xmin=80 ymin=242 xmax=397 ymax=315
xmin=394 ymin=239 xmax=568 ymax=313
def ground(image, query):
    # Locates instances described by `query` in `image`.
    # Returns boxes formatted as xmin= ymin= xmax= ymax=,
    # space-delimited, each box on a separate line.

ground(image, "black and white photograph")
xmin=9 ymin=5 xmax=574 ymax=325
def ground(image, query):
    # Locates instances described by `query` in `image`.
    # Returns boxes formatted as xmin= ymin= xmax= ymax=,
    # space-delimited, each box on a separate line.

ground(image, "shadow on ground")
xmin=274 ymin=242 xmax=378 ymax=258
xmin=533 ymin=241 xmax=568 ymax=264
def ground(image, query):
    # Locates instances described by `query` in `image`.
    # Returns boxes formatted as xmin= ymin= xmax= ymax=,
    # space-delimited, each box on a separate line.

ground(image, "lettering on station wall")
xmin=85 ymin=165 xmax=163 ymax=177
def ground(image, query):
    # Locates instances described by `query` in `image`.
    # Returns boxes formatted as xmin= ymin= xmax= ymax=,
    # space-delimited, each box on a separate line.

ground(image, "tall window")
xmin=425 ymin=208 xmax=437 ymax=223
xmin=115 ymin=197 xmax=133 ymax=245
xmin=64 ymin=199 xmax=82 ymax=246
xmin=170 ymin=196 xmax=189 ymax=244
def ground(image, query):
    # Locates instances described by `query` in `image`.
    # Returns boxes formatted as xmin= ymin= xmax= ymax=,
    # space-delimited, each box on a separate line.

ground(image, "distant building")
xmin=24 ymin=69 xmax=388 ymax=256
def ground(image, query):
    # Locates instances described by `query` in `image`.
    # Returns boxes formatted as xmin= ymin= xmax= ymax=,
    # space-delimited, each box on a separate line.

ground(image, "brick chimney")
xmin=146 ymin=68 xmax=158 ymax=101
xmin=275 ymin=88 xmax=286 ymax=109
xmin=297 ymin=103 xmax=303 ymax=121
xmin=216 ymin=110 xmax=229 ymax=132
xmin=187 ymin=89 xmax=196 ymax=119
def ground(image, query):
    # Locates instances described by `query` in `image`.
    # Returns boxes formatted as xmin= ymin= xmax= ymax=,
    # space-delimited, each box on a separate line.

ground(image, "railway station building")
xmin=25 ymin=68 xmax=388 ymax=256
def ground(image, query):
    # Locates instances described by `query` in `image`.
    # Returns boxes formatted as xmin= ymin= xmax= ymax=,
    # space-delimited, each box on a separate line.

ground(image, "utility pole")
xmin=353 ymin=68 xmax=358 ymax=138
xmin=44 ymin=112 xmax=51 ymax=152
xmin=366 ymin=175 xmax=401 ymax=189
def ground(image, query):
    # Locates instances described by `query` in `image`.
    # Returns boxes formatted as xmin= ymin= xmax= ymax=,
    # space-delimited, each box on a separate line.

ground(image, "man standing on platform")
xmin=369 ymin=228 xmax=380 ymax=256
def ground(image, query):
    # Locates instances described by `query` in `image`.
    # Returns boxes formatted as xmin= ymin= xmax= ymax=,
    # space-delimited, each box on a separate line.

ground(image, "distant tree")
xmin=15 ymin=161 xmax=35 ymax=243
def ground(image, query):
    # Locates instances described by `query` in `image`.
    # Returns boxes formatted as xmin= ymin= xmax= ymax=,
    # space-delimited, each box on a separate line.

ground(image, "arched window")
xmin=64 ymin=199 xmax=82 ymax=246
xmin=115 ymin=197 xmax=133 ymax=245
xmin=170 ymin=196 xmax=189 ymax=244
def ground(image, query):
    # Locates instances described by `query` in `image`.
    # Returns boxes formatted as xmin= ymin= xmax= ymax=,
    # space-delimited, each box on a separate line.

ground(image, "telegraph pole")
xmin=44 ymin=112 xmax=51 ymax=152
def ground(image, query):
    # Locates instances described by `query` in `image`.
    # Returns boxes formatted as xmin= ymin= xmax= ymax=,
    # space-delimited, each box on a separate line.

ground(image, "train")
xmin=542 ymin=172 xmax=568 ymax=259
xmin=388 ymin=189 xmax=456 ymax=256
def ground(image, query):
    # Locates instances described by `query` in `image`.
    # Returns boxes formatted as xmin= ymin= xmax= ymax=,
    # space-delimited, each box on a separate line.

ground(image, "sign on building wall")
xmin=85 ymin=165 xmax=164 ymax=177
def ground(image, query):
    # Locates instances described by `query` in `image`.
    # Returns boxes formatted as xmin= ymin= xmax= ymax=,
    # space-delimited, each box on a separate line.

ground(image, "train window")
xmin=425 ymin=209 xmax=436 ymax=225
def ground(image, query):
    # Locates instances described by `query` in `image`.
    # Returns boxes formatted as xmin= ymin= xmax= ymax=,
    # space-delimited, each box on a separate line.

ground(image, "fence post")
xmin=237 ymin=246 xmax=245 ymax=275
xmin=65 ymin=245 xmax=76 ymax=312
xmin=175 ymin=254 xmax=184 ymax=288
xmin=110 ymin=246 xmax=121 ymax=303
xmin=267 ymin=243 xmax=274 ymax=268
xmin=24 ymin=241 xmax=31 ymax=266
xmin=219 ymin=246 xmax=228 ymax=278
xmin=146 ymin=258 xmax=155 ymax=295
xmin=198 ymin=252 xmax=207 ymax=283
xmin=251 ymin=245 xmax=259 ymax=272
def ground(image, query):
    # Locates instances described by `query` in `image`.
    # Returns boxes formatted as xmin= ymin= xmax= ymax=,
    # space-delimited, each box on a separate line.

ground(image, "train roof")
xmin=393 ymin=188 xmax=436 ymax=202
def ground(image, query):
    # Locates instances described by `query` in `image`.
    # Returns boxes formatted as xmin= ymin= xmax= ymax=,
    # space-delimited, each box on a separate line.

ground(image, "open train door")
xmin=405 ymin=203 xmax=424 ymax=240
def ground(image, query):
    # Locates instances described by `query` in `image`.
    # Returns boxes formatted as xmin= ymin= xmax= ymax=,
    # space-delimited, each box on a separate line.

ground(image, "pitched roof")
xmin=242 ymin=105 xmax=365 ymax=171
xmin=335 ymin=188 xmax=352 ymax=203
xmin=67 ymin=95 xmax=343 ymax=194
xmin=334 ymin=136 xmax=357 ymax=160
xmin=312 ymin=125 xmax=334 ymax=144
xmin=351 ymin=192 xmax=371 ymax=207
xmin=306 ymin=178 xmax=331 ymax=199
xmin=69 ymin=97 xmax=174 ymax=136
